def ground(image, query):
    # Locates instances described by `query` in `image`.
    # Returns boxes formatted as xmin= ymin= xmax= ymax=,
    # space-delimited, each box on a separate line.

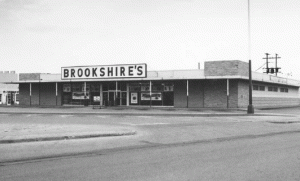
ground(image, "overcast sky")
xmin=1 ymin=0 xmax=299 ymax=79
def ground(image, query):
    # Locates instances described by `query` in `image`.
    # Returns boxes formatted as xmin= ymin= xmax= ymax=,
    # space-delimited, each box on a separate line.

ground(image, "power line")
xmin=262 ymin=53 xmax=281 ymax=75
xmin=255 ymin=63 xmax=266 ymax=71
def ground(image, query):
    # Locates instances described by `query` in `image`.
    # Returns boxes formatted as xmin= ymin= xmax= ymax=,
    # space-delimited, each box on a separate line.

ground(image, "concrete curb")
xmin=0 ymin=131 xmax=137 ymax=144
xmin=0 ymin=111 xmax=285 ymax=117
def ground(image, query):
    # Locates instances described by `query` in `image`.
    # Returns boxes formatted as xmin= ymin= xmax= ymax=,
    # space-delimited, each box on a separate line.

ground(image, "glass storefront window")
xmin=72 ymin=84 xmax=80 ymax=92
xmin=152 ymin=84 xmax=162 ymax=91
xmin=102 ymin=92 xmax=108 ymax=106
xmin=63 ymin=84 xmax=71 ymax=92
xmin=61 ymin=81 xmax=174 ymax=106
xmin=130 ymin=84 xmax=140 ymax=91
xmin=102 ymin=83 xmax=108 ymax=91
xmin=108 ymin=82 xmax=116 ymax=90
xmin=90 ymin=84 xmax=100 ymax=92
xmin=82 ymin=84 xmax=90 ymax=92
xmin=120 ymin=82 xmax=127 ymax=91
xmin=63 ymin=83 xmax=90 ymax=105
xmin=140 ymin=83 xmax=149 ymax=91
xmin=163 ymin=83 xmax=174 ymax=92
xmin=129 ymin=82 xmax=174 ymax=106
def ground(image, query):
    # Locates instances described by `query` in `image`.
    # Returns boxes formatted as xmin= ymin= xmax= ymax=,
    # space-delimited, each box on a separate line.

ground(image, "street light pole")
xmin=247 ymin=0 xmax=254 ymax=114
xmin=247 ymin=60 xmax=254 ymax=113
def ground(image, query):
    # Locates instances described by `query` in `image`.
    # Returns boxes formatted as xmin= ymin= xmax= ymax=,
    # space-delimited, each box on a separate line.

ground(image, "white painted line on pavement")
xmin=121 ymin=122 xmax=171 ymax=126
xmin=96 ymin=116 xmax=108 ymax=118
xmin=135 ymin=116 xmax=152 ymax=119
xmin=60 ymin=115 xmax=74 ymax=118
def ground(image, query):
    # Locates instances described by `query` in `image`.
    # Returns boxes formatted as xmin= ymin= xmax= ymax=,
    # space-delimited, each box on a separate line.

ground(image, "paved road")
xmin=1 ymin=130 xmax=300 ymax=181
xmin=1 ymin=107 xmax=300 ymax=180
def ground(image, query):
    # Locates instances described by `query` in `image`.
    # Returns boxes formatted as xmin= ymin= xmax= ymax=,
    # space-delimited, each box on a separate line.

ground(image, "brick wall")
xmin=174 ymin=80 xmax=187 ymax=108
xmin=188 ymin=80 xmax=204 ymax=108
xmin=204 ymin=60 xmax=248 ymax=77
xmin=174 ymin=79 xmax=241 ymax=108
xmin=31 ymin=83 xmax=40 ymax=105
xmin=57 ymin=83 xmax=62 ymax=106
xmin=252 ymin=82 xmax=300 ymax=108
xmin=19 ymin=73 xmax=41 ymax=81
xmin=238 ymin=80 xmax=249 ymax=108
xmin=238 ymin=62 xmax=249 ymax=77
xmin=204 ymin=80 xmax=227 ymax=108
xmin=19 ymin=83 xmax=30 ymax=106
xmin=253 ymin=97 xmax=300 ymax=108
xmin=19 ymin=83 xmax=63 ymax=106
xmin=19 ymin=83 xmax=40 ymax=106
xmin=40 ymin=83 xmax=56 ymax=106
xmin=228 ymin=80 xmax=238 ymax=108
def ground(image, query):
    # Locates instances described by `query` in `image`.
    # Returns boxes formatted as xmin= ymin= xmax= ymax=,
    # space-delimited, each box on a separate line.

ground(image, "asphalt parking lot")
xmin=0 ymin=106 xmax=300 ymax=144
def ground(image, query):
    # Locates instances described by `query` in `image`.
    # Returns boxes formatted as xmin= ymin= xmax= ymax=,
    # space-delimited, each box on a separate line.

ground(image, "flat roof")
xmin=8 ymin=69 xmax=300 ymax=87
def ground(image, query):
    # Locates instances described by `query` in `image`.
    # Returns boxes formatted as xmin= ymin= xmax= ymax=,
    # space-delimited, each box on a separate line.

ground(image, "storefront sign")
xmin=141 ymin=93 xmax=162 ymax=101
xmin=62 ymin=64 xmax=147 ymax=79
xmin=131 ymin=92 xmax=138 ymax=104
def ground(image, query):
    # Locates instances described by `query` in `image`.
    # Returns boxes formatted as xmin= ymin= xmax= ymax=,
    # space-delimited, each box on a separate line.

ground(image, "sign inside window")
xmin=131 ymin=92 xmax=138 ymax=104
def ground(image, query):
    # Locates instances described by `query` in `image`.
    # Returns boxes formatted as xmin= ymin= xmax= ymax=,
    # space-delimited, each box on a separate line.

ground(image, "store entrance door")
xmin=107 ymin=92 xmax=124 ymax=106
xmin=109 ymin=92 xmax=115 ymax=106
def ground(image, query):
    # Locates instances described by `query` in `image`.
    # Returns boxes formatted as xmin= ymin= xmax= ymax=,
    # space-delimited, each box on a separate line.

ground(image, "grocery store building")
xmin=12 ymin=60 xmax=300 ymax=108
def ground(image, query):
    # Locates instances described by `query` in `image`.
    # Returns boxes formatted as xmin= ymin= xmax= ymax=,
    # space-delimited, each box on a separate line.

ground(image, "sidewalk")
xmin=0 ymin=105 xmax=256 ymax=116
xmin=0 ymin=105 xmax=294 ymax=117
xmin=0 ymin=106 xmax=295 ymax=144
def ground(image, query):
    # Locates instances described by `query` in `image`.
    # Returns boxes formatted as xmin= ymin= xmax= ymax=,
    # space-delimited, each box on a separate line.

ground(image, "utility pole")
xmin=275 ymin=53 xmax=281 ymax=76
xmin=262 ymin=53 xmax=281 ymax=75
xmin=263 ymin=53 xmax=270 ymax=73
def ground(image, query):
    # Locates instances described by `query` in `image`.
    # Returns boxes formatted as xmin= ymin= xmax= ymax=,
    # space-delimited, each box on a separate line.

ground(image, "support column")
xmin=30 ymin=83 xmax=32 ymax=106
xmin=187 ymin=80 xmax=189 ymax=108
xmin=56 ymin=82 xmax=58 ymax=106
xmin=39 ymin=81 xmax=40 ymax=106
xmin=150 ymin=81 xmax=152 ymax=107
xmin=119 ymin=82 xmax=122 ymax=105
xmin=115 ymin=81 xmax=118 ymax=106
xmin=227 ymin=79 xmax=229 ymax=108
xmin=70 ymin=81 xmax=72 ymax=105
xmin=126 ymin=83 xmax=129 ymax=106
xmin=202 ymin=81 xmax=205 ymax=107
xmin=100 ymin=83 xmax=103 ymax=106
xmin=84 ymin=82 xmax=86 ymax=96
xmin=84 ymin=82 xmax=87 ymax=106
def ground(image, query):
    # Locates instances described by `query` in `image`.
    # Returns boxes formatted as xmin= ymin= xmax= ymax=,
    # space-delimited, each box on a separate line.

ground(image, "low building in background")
xmin=9 ymin=60 xmax=300 ymax=108
xmin=0 ymin=71 xmax=19 ymax=105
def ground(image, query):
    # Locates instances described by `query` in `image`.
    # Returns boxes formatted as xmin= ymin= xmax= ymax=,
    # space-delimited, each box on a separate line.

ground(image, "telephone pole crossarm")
xmin=262 ymin=53 xmax=281 ymax=76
